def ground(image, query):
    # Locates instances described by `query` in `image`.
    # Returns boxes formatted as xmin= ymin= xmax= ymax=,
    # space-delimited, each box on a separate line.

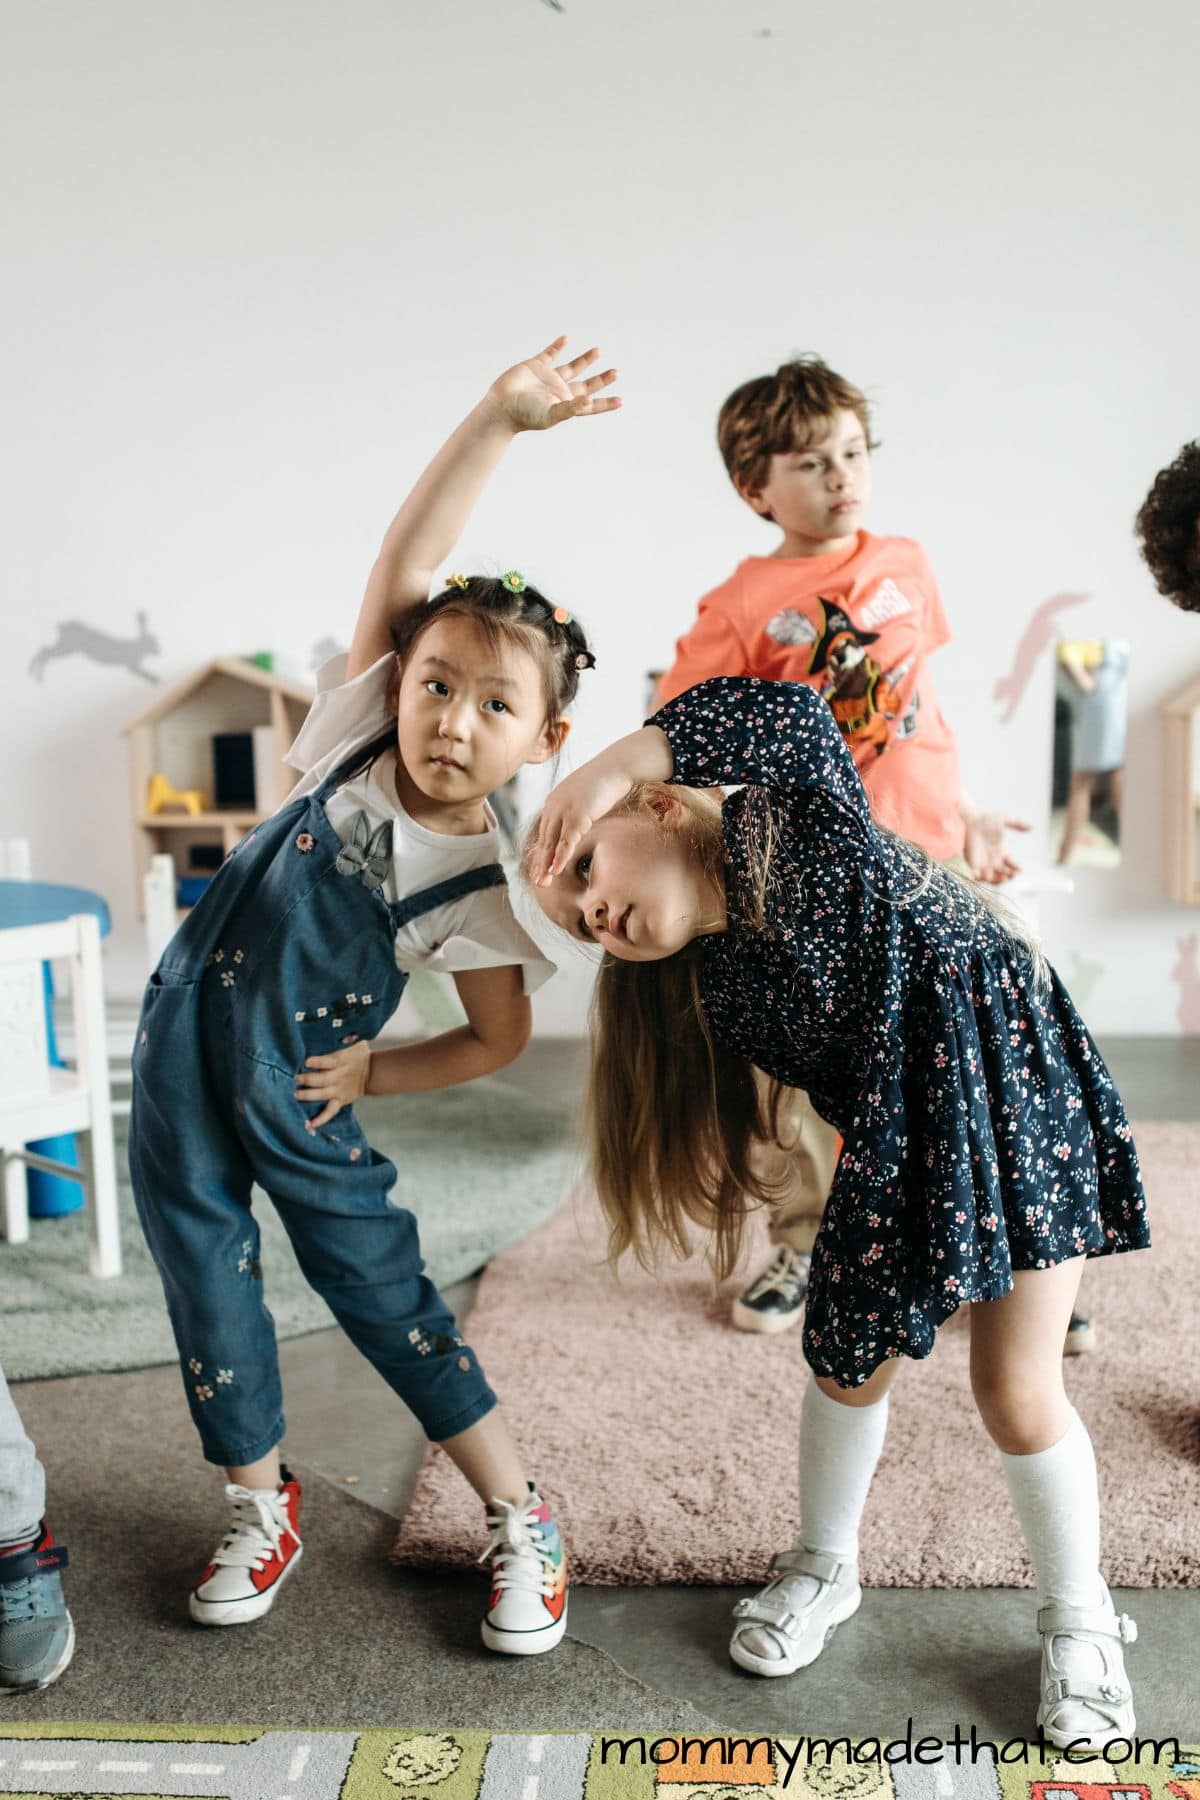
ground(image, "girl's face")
xmin=533 ymin=800 xmax=726 ymax=962
xmin=394 ymin=615 xmax=563 ymax=805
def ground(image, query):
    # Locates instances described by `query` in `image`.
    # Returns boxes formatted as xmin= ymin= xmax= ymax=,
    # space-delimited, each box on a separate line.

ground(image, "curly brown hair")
xmin=1135 ymin=440 xmax=1200 ymax=614
xmin=717 ymin=355 xmax=879 ymax=516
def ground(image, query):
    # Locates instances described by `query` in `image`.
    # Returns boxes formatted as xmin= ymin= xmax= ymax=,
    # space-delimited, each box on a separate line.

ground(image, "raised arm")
xmin=532 ymin=676 xmax=869 ymax=883
xmin=347 ymin=336 xmax=621 ymax=678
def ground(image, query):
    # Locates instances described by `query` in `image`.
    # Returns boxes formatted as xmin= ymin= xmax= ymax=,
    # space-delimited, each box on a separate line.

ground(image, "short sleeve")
xmin=402 ymin=883 xmax=556 ymax=997
xmin=283 ymin=652 xmax=394 ymax=799
xmin=656 ymin=584 xmax=750 ymax=705
xmin=921 ymin=550 xmax=953 ymax=653
xmin=652 ymin=676 xmax=871 ymax=831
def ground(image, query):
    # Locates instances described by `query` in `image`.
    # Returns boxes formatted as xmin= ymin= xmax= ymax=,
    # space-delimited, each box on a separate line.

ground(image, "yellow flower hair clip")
xmin=445 ymin=572 xmax=470 ymax=592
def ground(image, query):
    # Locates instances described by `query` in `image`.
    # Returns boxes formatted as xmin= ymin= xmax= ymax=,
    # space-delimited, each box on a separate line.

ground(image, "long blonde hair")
xmin=529 ymin=782 xmax=1046 ymax=1283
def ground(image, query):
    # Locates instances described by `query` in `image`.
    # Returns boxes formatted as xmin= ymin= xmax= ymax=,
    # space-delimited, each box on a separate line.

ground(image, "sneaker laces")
xmin=478 ymin=1493 xmax=555 ymax=1599
xmin=210 ymin=1485 xmax=299 ymax=1575
xmin=747 ymin=1245 xmax=811 ymax=1304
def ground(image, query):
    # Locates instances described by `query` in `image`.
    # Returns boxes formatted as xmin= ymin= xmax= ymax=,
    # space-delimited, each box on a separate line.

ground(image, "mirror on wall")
xmin=1051 ymin=639 xmax=1130 ymax=869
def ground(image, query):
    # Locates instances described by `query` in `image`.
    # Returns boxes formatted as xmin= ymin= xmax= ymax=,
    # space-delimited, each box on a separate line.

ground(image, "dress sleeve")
xmin=652 ymin=676 xmax=872 ymax=830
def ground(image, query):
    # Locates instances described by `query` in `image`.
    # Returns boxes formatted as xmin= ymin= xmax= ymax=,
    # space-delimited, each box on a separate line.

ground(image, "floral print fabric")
xmin=653 ymin=677 xmax=1149 ymax=1386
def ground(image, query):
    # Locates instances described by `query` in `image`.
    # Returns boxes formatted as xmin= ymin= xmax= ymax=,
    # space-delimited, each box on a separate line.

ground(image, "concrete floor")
xmin=273 ymin=1033 xmax=1200 ymax=1740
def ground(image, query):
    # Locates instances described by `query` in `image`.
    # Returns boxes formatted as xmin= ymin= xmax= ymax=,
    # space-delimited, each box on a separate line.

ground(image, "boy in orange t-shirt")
xmin=658 ymin=358 xmax=1099 ymax=1352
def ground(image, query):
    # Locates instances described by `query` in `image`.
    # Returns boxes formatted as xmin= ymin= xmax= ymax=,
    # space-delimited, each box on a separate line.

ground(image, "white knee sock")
xmin=998 ymin=1407 xmax=1105 ymax=1609
xmin=798 ymin=1376 xmax=890 ymax=1559
xmin=738 ymin=1377 xmax=888 ymax=1662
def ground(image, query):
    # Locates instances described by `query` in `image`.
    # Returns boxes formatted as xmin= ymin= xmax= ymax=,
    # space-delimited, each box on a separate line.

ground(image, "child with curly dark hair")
xmin=1135 ymin=440 xmax=1200 ymax=613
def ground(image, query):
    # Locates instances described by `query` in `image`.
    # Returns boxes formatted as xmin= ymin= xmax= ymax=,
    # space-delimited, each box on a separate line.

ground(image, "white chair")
xmin=0 ymin=914 xmax=122 ymax=1278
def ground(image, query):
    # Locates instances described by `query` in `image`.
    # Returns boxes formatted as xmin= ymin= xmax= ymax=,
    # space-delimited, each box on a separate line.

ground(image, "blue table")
xmin=0 ymin=879 xmax=112 ymax=1216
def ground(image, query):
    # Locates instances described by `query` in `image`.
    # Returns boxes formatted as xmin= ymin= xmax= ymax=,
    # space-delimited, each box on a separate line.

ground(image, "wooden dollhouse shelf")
xmin=124 ymin=659 xmax=313 ymax=918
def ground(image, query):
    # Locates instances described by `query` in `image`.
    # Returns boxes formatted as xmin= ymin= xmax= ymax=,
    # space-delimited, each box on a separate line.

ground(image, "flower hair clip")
xmin=445 ymin=572 xmax=470 ymax=592
xmin=574 ymin=648 xmax=597 ymax=672
xmin=501 ymin=570 xmax=527 ymax=595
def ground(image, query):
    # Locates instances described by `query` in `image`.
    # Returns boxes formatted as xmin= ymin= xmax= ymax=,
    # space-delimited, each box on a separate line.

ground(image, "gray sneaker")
xmin=0 ymin=1522 xmax=75 ymax=1694
xmin=730 ymin=1547 xmax=861 ymax=1676
xmin=730 ymin=1245 xmax=811 ymax=1334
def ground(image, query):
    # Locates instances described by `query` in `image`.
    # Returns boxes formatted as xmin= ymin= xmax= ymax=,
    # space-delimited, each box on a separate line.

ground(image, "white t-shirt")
xmin=284 ymin=653 xmax=554 ymax=996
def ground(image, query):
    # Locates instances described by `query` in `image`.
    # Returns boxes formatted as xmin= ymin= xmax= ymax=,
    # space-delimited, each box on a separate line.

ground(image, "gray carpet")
xmin=2 ymin=1076 xmax=581 ymax=1382
xmin=10 ymin=1363 xmax=717 ymax=1730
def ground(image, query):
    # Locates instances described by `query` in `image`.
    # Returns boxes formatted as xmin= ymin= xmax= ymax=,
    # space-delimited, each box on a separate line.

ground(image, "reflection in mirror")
xmin=1052 ymin=640 xmax=1130 ymax=869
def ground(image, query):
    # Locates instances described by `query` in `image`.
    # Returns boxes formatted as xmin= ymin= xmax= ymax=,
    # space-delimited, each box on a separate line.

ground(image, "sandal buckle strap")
xmin=1037 ymin=1602 xmax=1137 ymax=1643
xmin=770 ymin=1547 xmax=846 ymax=1584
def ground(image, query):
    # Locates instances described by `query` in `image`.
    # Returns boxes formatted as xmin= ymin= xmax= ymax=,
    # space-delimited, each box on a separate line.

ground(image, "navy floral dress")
xmin=653 ymin=677 xmax=1148 ymax=1388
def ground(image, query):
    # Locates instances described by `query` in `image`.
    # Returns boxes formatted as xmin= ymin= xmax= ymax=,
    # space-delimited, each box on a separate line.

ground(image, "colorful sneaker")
xmin=189 ymin=1468 xmax=303 ymax=1626
xmin=1064 ymin=1312 xmax=1096 ymax=1355
xmin=0 ymin=1522 xmax=75 ymax=1693
xmin=731 ymin=1245 xmax=811 ymax=1334
xmin=479 ymin=1488 xmax=568 ymax=1655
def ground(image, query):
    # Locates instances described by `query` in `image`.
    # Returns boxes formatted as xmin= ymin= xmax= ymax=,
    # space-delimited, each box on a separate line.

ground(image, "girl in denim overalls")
xmin=130 ymin=337 xmax=619 ymax=1656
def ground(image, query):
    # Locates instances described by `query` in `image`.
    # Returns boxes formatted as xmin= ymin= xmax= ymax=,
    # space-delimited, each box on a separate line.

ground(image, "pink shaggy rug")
xmin=393 ymin=1122 xmax=1198 ymax=1588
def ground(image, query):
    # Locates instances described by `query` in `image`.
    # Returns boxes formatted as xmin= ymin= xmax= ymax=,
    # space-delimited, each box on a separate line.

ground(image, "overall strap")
xmin=392 ymin=862 xmax=506 ymax=929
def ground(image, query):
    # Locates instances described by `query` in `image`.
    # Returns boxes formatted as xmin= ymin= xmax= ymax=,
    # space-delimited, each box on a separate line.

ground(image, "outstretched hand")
xmin=486 ymin=336 xmax=621 ymax=433
xmin=963 ymin=812 xmax=1030 ymax=885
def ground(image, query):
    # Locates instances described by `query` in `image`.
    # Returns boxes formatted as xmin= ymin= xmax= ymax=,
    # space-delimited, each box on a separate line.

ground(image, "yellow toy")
xmin=146 ymin=773 xmax=205 ymax=817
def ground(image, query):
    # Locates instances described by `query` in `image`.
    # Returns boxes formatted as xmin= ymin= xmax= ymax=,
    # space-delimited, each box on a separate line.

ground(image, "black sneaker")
xmin=1063 ymin=1312 xmax=1096 ymax=1356
xmin=730 ymin=1245 xmax=811 ymax=1334
xmin=0 ymin=1522 xmax=75 ymax=1694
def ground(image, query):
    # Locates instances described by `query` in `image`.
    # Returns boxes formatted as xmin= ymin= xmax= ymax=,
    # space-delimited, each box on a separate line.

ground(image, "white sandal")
xmin=1037 ymin=1586 xmax=1137 ymax=1750
xmin=730 ymin=1548 xmax=861 ymax=1678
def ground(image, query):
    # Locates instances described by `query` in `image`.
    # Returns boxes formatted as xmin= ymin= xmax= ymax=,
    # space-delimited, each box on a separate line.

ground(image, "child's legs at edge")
xmin=130 ymin=1075 xmax=286 ymax=1479
xmin=753 ymin=1072 xmax=838 ymax=1255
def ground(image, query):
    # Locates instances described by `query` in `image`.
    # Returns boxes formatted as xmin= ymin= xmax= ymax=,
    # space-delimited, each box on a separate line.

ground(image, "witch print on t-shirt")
xmin=765 ymin=597 xmax=919 ymax=758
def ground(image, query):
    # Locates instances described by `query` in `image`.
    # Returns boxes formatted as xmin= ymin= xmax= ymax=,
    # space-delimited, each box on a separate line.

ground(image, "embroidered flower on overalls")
xmin=216 ymin=1368 xmax=233 ymax=1385
xmin=331 ymin=1016 xmax=343 ymax=1029
xmin=335 ymin=811 xmax=392 ymax=891
xmin=233 ymin=949 xmax=244 ymax=964
xmin=188 ymin=1357 xmax=202 ymax=1374
xmin=345 ymin=993 xmax=358 ymax=1005
xmin=295 ymin=1010 xmax=306 ymax=1022
xmin=408 ymin=1327 xmax=433 ymax=1356
xmin=139 ymin=1029 xmax=147 ymax=1046
xmin=213 ymin=948 xmax=224 ymax=962
xmin=220 ymin=969 xmax=236 ymax=987
xmin=457 ymin=1356 xmax=471 ymax=1372
xmin=295 ymin=832 xmax=315 ymax=853
xmin=194 ymin=1382 xmax=214 ymax=1402
xmin=348 ymin=1146 xmax=362 ymax=1162
xmin=316 ymin=1007 xmax=328 ymax=1018
xmin=341 ymin=1033 xmax=359 ymax=1045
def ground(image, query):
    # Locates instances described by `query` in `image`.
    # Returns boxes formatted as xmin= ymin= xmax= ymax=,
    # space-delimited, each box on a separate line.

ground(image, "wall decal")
xmin=29 ymin=611 xmax=160 ymax=683
xmin=993 ymin=591 xmax=1086 ymax=724
xmin=1171 ymin=932 xmax=1200 ymax=1033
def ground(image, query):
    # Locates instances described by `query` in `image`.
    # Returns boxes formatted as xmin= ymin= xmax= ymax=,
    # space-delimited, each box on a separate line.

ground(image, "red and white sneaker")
xmin=479 ymin=1487 xmax=568 ymax=1656
xmin=188 ymin=1467 xmax=303 ymax=1626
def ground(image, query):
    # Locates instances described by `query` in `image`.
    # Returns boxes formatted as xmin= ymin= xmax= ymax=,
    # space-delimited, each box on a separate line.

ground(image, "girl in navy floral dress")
xmin=530 ymin=675 xmax=1148 ymax=1752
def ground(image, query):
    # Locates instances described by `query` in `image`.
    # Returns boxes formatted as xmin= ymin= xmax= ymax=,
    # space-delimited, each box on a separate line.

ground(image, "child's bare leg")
xmin=815 ymin=1359 xmax=901 ymax=1408
xmin=225 ymin=1449 xmax=282 ymax=1489
xmin=438 ymin=1408 xmax=528 ymax=1507
xmin=968 ymin=1260 xmax=1082 ymax=1451
xmin=1058 ymin=770 xmax=1094 ymax=864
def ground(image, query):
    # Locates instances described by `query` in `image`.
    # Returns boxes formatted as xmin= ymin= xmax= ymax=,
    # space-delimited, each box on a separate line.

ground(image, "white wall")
xmin=4 ymin=0 xmax=1199 ymax=1033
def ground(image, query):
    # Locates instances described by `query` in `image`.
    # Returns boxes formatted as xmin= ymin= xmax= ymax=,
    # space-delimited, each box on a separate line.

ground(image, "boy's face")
xmin=740 ymin=407 xmax=872 ymax=556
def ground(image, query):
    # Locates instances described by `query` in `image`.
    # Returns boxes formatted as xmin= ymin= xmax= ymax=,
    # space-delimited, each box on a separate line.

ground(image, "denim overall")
xmin=129 ymin=753 xmax=502 ymax=1468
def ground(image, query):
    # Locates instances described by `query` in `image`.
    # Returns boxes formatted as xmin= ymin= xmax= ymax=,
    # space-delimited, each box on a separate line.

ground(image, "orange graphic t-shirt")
xmin=658 ymin=532 xmax=965 ymax=860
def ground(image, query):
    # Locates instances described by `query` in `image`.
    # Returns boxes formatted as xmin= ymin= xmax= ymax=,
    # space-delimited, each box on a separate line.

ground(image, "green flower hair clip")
xmin=501 ymin=570 xmax=527 ymax=595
